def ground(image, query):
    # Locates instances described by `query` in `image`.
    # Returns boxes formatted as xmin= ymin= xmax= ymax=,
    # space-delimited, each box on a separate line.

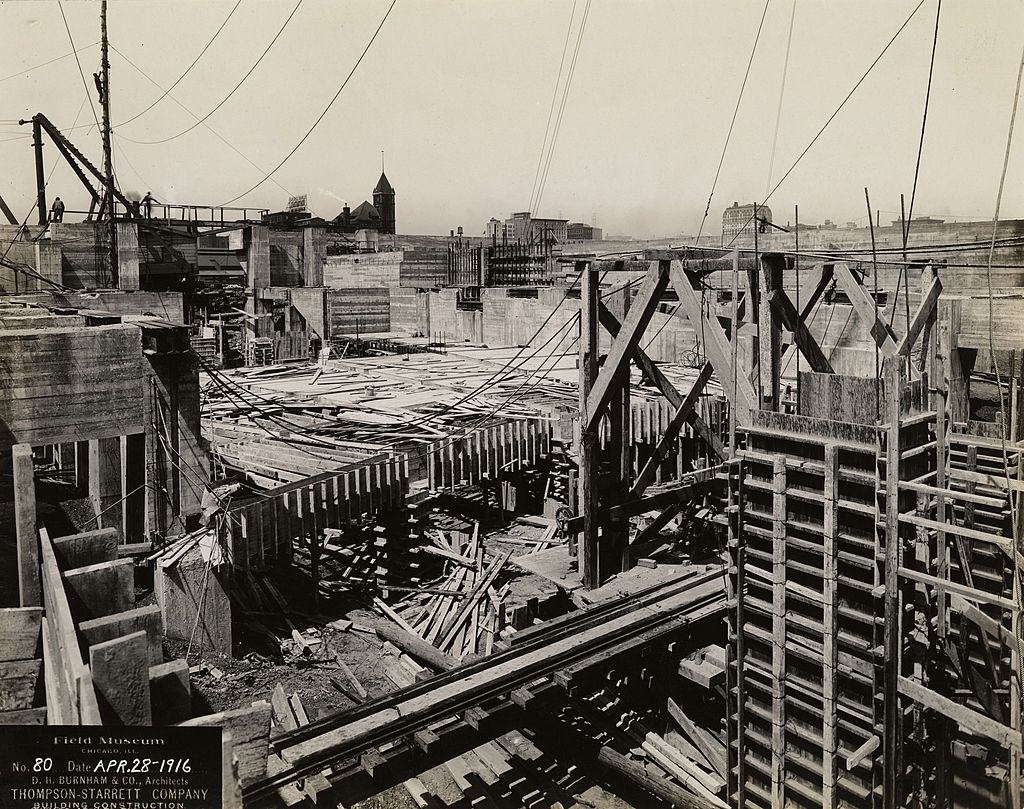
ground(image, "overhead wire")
xmin=126 ymin=0 xmax=303 ymax=145
xmin=56 ymin=0 xmax=102 ymax=134
xmin=984 ymin=30 xmax=1024 ymax=542
xmin=724 ymin=0 xmax=929 ymax=249
xmin=107 ymin=44 xmax=291 ymax=196
xmin=641 ymin=0 xmax=771 ymax=354
xmin=765 ymin=0 xmax=796 ymax=196
xmin=533 ymin=0 xmax=592 ymax=217
xmin=0 ymin=40 xmax=100 ymax=84
xmin=219 ymin=0 xmax=399 ymax=206
xmin=527 ymin=0 xmax=579 ymax=215
xmin=890 ymin=0 xmax=942 ymax=327
xmin=114 ymin=0 xmax=244 ymax=129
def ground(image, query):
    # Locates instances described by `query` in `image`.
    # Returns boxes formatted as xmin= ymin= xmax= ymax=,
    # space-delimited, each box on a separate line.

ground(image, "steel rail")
xmin=243 ymin=569 xmax=725 ymax=803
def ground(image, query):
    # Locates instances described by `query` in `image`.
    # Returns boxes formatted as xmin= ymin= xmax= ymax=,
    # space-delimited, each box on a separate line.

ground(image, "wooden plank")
xmin=898 ymin=512 xmax=1015 ymax=558
xmin=630 ymin=360 xmax=713 ymax=498
xmin=149 ymin=660 xmax=191 ymax=725
xmin=0 ymin=607 xmax=42 ymax=661
xmin=897 ymin=275 xmax=942 ymax=356
xmin=770 ymin=454 xmax=787 ymax=809
xmin=598 ymin=301 xmax=727 ymax=460
xmin=180 ymin=701 xmax=273 ymax=786
xmin=89 ymin=630 xmax=152 ymax=725
xmin=666 ymin=696 xmax=727 ymax=778
xmin=668 ymin=260 xmax=757 ymax=424
xmin=898 ymin=566 xmax=1017 ymax=610
xmin=898 ymin=676 xmax=1021 ymax=749
xmin=882 ymin=359 xmax=901 ymax=807
xmin=584 ymin=261 xmax=670 ymax=433
xmin=78 ymin=605 xmax=163 ymax=666
xmin=822 ymin=444 xmax=840 ymax=809
xmin=12 ymin=444 xmax=40 ymax=606
xmin=767 ymin=287 xmax=833 ymax=373
xmin=833 ymin=262 xmax=899 ymax=357
xmin=579 ymin=264 xmax=601 ymax=589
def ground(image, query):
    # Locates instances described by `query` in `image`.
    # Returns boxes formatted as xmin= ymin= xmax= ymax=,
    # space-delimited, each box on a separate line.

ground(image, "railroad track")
xmin=245 ymin=565 xmax=726 ymax=805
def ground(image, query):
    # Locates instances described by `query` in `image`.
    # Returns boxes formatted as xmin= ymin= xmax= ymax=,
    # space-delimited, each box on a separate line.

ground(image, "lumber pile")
xmin=372 ymin=522 xmax=513 ymax=661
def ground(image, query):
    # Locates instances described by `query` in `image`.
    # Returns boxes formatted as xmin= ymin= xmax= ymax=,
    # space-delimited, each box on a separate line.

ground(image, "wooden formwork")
xmin=227 ymin=453 xmax=408 ymax=568
xmin=727 ymin=368 xmax=935 ymax=809
xmin=424 ymin=418 xmax=552 ymax=491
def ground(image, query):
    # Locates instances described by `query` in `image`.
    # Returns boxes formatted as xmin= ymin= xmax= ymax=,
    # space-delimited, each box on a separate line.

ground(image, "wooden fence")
xmin=227 ymin=453 xmax=408 ymax=568
xmin=423 ymin=418 xmax=552 ymax=491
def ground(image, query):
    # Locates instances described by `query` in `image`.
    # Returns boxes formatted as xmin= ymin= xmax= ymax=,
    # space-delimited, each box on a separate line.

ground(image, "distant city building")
xmin=890 ymin=216 xmax=945 ymax=228
xmin=503 ymin=212 xmax=569 ymax=246
xmin=721 ymin=202 xmax=773 ymax=243
xmin=373 ymin=171 xmax=396 ymax=235
xmin=485 ymin=217 xmax=504 ymax=240
xmin=567 ymin=222 xmax=603 ymax=241
xmin=331 ymin=165 xmax=396 ymax=235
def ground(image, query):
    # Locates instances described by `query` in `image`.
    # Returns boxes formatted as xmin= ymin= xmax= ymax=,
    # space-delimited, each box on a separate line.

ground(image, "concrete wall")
xmin=324 ymin=251 xmax=402 ymax=288
xmin=288 ymin=287 xmax=327 ymax=338
xmin=326 ymin=288 xmax=390 ymax=338
xmin=390 ymin=287 xmax=430 ymax=336
xmin=0 ymin=323 xmax=146 ymax=449
xmin=9 ymin=290 xmax=186 ymax=324
xmin=269 ymin=227 xmax=303 ymax=286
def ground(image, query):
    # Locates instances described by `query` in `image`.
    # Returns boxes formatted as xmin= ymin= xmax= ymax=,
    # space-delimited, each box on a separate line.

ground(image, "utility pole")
xmin=100 ymin=0 xmax=118 ymax=286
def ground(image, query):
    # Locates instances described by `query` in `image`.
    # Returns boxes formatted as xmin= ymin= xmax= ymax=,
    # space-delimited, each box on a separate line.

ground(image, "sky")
xmin=1 ymin=0 xmax=1023 ymax=238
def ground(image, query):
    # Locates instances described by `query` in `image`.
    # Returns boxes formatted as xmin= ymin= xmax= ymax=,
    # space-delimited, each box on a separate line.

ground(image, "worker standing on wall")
xmin=142 ymin=191 xmax=156 ymax=218
xmin=49 ymin=196 xmax=64 ymax=223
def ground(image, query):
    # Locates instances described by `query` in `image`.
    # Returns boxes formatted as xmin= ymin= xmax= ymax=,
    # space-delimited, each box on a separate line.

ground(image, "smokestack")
xmin=342 ymin=205 xmax=351 ymax=229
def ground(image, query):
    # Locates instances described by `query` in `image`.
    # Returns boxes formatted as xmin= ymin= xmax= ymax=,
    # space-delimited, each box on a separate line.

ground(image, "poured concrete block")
xmin=149 ymin=660 xmax=191 ymax=725
xmin=155 ymin=546 xmax=231 ymax=656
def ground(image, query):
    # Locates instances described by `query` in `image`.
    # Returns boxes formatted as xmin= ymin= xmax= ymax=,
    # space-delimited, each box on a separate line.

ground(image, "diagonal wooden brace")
xmin=630 ymin=360 xmax=714 ymax=498
xmin=583 ymin=261 xmax=669 ymax=434
xmin=597 ymin=303 xmax=727 ymax=460
xmin=668 ymin=260 xmax=757 ymax=424
xmin=767 ymin=288 xmax=834 ymax=373
xmin=834 ymin=262 xmax=900 ymax=357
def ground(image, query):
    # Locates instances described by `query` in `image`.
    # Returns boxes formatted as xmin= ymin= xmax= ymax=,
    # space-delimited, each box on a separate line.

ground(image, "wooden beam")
xmin=597 ymin=302 xmax=726 ymax=460
xmin=565 ymin=473 xmax=715 ymax=534
xmin=898 ymin=566 xmax=1018 ymax=610
xmin=578 ymin=264 xmax=601 ymax=589
xmin=834 ymin=262 xmax=899 ymax=357
xmin=12 ymin=444 xmax=40 ymax=606
xmin=583 ymin=261 xmax=669 ymax=433
xmin=89 ymin=630 xmax=152 ymax=725
xmin=822 ymin=444 xmax=840 ymax=808
xmin=770 ymin=455 xmax=787 ymax=808
xmin=667 ymin=260 xmax=757 ymax=424
xmin=767 ymin=288 xmax=834 ymax=373
xmin=630 ymin=361 xmax=714 ymax=498
xmin=897 ymin=275 xmax=942 ymax=357
xmin=51 ymin=528 xmax=118 ymax=570
xmin=898 ymin=676 xmax=1021 ymax=750
xmin=881 ymin=359 xmax=902 ymax=809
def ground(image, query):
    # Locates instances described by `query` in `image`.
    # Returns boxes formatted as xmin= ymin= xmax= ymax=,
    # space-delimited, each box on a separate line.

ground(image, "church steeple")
xmin=373 ymin=152 xmax=395 ymax=234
